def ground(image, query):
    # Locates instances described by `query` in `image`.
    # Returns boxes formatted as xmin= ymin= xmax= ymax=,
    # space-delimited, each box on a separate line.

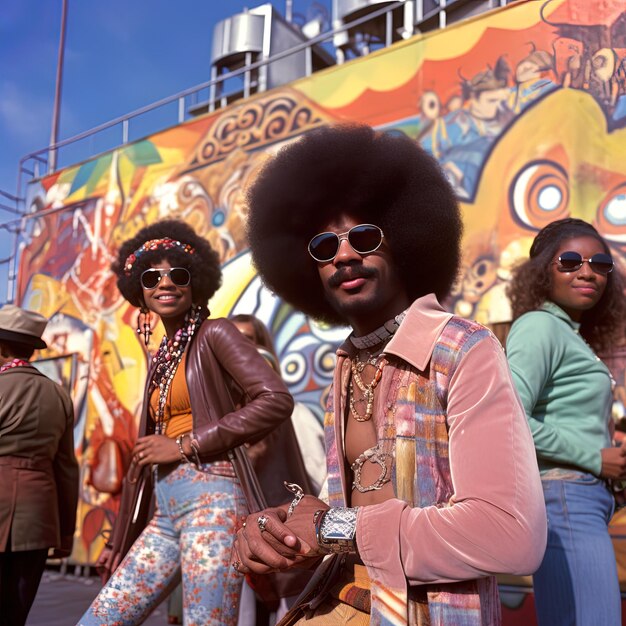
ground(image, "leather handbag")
xmin=89 ymin=437 xmax=128 ymax=494
xmin=275 ymin=554 xmax=343 ymax=626
xmin=107 ymin=461 xmax=154 ymax=573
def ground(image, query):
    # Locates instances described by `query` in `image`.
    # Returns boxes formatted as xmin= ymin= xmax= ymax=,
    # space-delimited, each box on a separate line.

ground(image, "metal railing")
xmin=17 ymin=0 xmax=407 ymax=195
xmin=15 ymin=0 xmax=515 ymax=193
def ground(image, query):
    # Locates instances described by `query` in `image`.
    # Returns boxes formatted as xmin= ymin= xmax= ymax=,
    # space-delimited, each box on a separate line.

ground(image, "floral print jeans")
xmin=78 ymin=462 xmax=247 ymax=626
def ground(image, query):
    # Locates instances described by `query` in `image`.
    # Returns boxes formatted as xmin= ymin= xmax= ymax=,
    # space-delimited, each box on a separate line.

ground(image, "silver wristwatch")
xmin=316 ymin=507 xmax=359 ymax=554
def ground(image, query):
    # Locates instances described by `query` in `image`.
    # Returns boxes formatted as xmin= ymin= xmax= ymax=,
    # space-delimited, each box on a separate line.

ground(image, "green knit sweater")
xmin=506 ymin=301 xmax=613 ymax=476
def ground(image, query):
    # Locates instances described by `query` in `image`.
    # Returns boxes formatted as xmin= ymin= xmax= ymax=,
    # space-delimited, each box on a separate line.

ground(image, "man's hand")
xmin=133 ymin=434 xmax=179 ymax=466
xmin=284 ymin=495 xmax=329 ymax=553
xmin=232 ymin=496 xmax=329 ymax=575
xmin=600 ymin=445 xmax=626 ymax=480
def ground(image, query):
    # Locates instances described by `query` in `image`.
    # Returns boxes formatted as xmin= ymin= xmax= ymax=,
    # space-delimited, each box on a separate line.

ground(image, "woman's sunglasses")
xmin=554 ymin=251 xmax=614 ymax=275
xmin=140 ymin=267 xmax=191 ymax=289
xmin=308 ymin=224 xmax=384 ymax=263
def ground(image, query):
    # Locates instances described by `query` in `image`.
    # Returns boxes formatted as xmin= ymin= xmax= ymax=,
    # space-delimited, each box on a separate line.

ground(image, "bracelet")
xmin=176 ymin=434 xmax=192 ymax=463
xmin=313 ymin=509 xmax=328 ymax=552
xmin=315 ymin=507 xmax=359 ymax=554
xmin=284 ymin=481 xmax=305 ymax=517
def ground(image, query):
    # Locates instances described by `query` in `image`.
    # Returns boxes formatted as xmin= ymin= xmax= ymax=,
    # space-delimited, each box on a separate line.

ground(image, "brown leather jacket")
xmin=109 ymin=317 xmax=295 ymax=562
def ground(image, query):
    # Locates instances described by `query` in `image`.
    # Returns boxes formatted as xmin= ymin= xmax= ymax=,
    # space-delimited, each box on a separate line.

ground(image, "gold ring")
xmin=138 ymin=451 xmax=144 ymax=460
xmin=232 ymin=560 xmax=241 ymax=572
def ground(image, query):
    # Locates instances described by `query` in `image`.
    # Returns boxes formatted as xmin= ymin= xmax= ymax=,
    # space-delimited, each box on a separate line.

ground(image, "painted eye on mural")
xmin=462 ymin=257 xmax=497 ymax=303
xmin=510 ymin=161 xmax=570 ymax=229
xmin=281 ymin=351 xmax=307 ymax=386
xmin=313 ymin=342 xmax=336 ymax=379
xmin=212 ymin=209 xmax=226 ymax=227
xmin=597 ymin=184 xmax=626 ymax=244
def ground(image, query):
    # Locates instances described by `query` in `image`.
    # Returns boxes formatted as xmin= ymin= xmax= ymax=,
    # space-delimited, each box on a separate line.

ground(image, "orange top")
xmin=150 ymin=352 xmax=193 ymax=439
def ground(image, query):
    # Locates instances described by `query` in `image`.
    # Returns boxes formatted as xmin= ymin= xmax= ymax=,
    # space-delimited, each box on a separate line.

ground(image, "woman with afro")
xmin=506 ymin=217 xmax=625 ymax=626
xmin=79 ymin=219 xmax=293 ymax=625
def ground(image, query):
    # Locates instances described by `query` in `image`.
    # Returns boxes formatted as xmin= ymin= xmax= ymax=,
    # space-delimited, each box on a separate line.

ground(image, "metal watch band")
xmin=317 ymin=506 xmax=359 ymax=554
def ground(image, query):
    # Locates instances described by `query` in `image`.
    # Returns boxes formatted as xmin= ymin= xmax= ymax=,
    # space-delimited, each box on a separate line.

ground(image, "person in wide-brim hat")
xmin=0 ymin=304 xmax=48 ymax=350
xmin=0 ymin=303 xmax=77 ymax=626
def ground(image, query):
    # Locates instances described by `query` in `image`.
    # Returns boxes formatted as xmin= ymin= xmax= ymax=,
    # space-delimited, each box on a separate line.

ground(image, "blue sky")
xmin=0 ymin=0 xmax=331 ymax=304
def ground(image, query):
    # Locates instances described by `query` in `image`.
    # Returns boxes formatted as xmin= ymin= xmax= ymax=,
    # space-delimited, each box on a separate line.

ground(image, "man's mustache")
xmin=328 ymin=265 xmax=376 ymax=288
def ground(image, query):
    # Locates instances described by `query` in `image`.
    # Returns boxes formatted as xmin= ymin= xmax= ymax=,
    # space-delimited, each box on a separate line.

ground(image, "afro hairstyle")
xmin=112 ymin=219 xmax=222 ymax=310
xmin=246 ymin=123 xmax=462 ymax=325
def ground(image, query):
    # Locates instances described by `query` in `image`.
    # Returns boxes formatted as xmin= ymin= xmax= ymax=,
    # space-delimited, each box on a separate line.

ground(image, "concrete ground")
xmin=27 ymin=568 xmax=170 ymax=625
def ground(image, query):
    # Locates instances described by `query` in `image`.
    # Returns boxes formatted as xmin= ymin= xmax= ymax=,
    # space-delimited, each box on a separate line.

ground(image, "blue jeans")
xmin=78 ymin=462 xmax=247 ymax=626
xmin=533 ymin=472 xmax=621 ymax=626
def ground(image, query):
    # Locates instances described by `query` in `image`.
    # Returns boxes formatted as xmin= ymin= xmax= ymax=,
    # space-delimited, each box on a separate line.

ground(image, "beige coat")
xmin=0 ymin=366 xmax=78 ymax=553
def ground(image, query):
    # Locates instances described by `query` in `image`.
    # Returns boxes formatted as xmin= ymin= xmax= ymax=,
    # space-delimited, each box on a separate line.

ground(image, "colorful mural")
xmin=16 ymin=0 xmax=626 ymax=564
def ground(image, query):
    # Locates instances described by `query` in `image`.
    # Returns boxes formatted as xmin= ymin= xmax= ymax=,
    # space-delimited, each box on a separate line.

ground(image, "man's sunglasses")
xmin=308 ymin=224 xmax=384 ymax=263
xmin=140 ymin=267 xmax=192 ymax=289
xmin=553 ymin=251 xmax=614 ymax=275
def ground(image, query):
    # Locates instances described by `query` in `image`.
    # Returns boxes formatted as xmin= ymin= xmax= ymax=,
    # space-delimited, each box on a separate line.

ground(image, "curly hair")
xmin=506 ymin=218 xmax=625 ymax=353
xmin=112 ymin=219 xmax=222 ymax=311
xmin=246 ymin=124 xmax=462 ymax=325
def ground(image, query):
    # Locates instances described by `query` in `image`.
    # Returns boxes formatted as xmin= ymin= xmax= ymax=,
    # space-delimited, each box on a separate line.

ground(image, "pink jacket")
xmin=326 ymin=294 xmax=547 ymax=624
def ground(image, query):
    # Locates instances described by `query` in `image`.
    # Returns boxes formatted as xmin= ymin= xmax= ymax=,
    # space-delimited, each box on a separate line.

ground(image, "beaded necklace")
xmin=349 ymin=356 xmax=387 ymax=422
xmin=149 ymin=306 xmax=203 ymax=434
xmin=348 ymin=311 xmax=406 ymax=422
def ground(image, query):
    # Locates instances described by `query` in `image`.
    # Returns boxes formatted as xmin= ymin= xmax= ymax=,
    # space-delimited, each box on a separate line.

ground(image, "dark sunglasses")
xmin=140 ymin=267 xmax=191 ymax=289
xmin=308 ymin=224 xmax=384 ymax=263
xmin=554 ymin=251 xmax=614 ymax=275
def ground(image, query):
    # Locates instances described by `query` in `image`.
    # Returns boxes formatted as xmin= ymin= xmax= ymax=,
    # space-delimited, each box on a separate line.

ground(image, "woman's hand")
xmin=133 ymin=434 xmax=180 ymax=466
xmin=95 ymin=546 xmax=122 ymax=584
xmin=600 ymin=445 xmax=626 ymax=480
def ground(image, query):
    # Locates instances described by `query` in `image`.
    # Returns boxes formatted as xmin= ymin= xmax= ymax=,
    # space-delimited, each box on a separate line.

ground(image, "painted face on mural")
xmin=470 ymin=88 xmax=509 ymax=120
xmin=454 ymin=89 xmax=626 ymax=323
xmin=141 ymin=259 xmax=193 ymax=331
xmin=548 ymin=236 xmax=609 ymax=321
xmin=313 ymin=215 xmax=411 ymax=335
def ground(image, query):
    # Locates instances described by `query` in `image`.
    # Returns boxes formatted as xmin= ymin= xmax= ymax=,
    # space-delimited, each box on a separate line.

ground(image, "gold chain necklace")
xmin=349 ymin=357 xmax=387 ymax=422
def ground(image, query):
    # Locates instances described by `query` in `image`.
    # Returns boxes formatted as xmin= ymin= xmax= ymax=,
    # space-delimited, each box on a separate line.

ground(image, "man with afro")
xmin=233 ymin=124 xmax=547 ymax=625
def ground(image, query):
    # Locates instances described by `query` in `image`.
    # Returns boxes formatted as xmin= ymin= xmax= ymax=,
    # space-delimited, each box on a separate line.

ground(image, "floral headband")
xmin=124 ymin=238 xmax=195 ymax=275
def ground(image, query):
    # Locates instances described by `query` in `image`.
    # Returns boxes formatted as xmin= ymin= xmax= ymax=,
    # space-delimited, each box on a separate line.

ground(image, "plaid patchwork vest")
xmin=325 ymin=317 xmax=500 ymax=625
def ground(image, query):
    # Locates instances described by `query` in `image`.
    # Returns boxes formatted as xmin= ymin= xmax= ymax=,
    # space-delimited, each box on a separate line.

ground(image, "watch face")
xmin=321 ymin=507 xmax=358 ymax=544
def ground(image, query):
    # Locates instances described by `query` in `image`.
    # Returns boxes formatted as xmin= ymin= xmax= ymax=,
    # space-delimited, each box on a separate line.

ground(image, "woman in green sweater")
xmin=506 ymin=217 xmax=625 ymax=626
